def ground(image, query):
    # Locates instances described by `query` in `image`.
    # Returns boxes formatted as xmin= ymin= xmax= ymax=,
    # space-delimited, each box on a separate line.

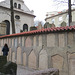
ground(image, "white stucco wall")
xmin=0 ymin=0 xmax=35 ymax=34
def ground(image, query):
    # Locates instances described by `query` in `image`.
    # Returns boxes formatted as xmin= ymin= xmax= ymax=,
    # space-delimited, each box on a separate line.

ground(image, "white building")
xmin=0 ymin=0 xmax=35 ymax=35
xmin=45 ymin=8 xmax=75 ymax=27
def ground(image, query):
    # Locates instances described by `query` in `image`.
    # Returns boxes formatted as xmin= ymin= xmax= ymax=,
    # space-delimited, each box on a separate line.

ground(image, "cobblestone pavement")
xmin=17 ymin=65 xmax=36 ymax=75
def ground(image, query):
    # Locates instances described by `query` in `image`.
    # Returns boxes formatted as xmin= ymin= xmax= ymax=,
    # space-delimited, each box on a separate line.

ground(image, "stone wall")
xmin=0 ymin=29 xmax=75 ymax=75
xmin=26 ymin=68 xmax=59 ymax=75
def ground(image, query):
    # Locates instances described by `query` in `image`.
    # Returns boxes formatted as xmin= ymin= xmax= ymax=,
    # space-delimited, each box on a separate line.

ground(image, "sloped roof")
xmin=0 ymin=6 xmax=35 ymax=17
xmin=0 ymin=25 xmax=75 ymax=38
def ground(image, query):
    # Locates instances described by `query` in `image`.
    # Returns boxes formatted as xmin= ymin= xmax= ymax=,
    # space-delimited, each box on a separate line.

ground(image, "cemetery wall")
xmin=0 ymin=26 xmax=75 ymax=75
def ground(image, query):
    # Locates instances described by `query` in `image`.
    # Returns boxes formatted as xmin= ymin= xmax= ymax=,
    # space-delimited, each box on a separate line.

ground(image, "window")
xmin=59 ymin=16 xmax=63 ymax=21
xmin=18 ymin=4 xmax=21 ymax=9
xmin=23 ymin=24 xmax=28 ymax=31
xmin=15 ymin=15 xmax=20 ymax=19
xmin=14 ymin=3 xmax=17 ymax=8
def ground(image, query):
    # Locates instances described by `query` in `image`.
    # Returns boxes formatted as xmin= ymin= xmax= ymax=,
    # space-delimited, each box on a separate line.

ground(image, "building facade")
xmin=45 ymin=9 xmax=75 ymax=27
xmin=0 ymin=0 xmax=35 ymax=35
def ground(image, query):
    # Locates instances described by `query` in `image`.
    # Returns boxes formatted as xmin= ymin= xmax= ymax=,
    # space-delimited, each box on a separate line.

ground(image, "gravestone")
xmin=61 ymin=21 xmax=66 ymax=27
xmin=37 ymin=22 xmax=42 ymax=30
xmin=30 ymin=26 xmax=37 ymax=31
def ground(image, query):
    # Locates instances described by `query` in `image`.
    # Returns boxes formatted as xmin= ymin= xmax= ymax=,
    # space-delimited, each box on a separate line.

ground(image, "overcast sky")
xmin=24 ymin=0 xmax=55 ymax=22
xmin=0 ymin=0 xmax=75 ymax=22
xmin=24 ymin=0 xmax=75 ymax=22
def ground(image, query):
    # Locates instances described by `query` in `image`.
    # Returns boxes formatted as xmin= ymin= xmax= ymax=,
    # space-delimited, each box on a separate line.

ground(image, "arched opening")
xmin=18 ymin=4 xmax=21 ymax=9
xmin=23 ymin=24 xmax=28 ymax=31
xmin=14 ymin=3 xmax=17 ymax=8
xmin=4 ymin=20 xmax=10 ymax=35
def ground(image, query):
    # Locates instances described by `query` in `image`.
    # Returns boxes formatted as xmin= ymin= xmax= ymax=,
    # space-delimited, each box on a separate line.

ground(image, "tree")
xmin=52 ymin=0 xmax=68 ymax=8
xmin=34 ymin=20 xmax=44 ymax=26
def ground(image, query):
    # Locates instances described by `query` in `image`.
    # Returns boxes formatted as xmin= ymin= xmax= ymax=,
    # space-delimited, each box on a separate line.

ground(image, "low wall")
xmin=0 ymin=26 xmax=75 ymax=75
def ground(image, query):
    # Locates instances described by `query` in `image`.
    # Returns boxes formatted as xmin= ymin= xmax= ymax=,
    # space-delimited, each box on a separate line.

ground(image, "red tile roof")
xmin=0 ymin=25 xmax=75 ymax=38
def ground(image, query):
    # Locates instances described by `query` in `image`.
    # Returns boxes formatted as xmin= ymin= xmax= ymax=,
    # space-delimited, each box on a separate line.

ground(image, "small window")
xmin=15 ymin=15 xmax=20 ymax=19
xmin=18 ymin=4 xmax=21 ymax=9
xmin=14 ymin=3 xmax=17 ymax=8
xmin=59 ymin=16 xmax=63 ymax=21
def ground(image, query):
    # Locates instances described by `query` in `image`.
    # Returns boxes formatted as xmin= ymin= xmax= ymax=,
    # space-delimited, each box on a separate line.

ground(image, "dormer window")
xmin=14 ymin=3 xmax=17 ymax=8
xmin=18 ymin=4 xmax=21 ymax=9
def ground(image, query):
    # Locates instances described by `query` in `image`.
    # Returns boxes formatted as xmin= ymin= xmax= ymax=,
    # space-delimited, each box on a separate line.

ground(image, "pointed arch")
xmin=23 ymin=52 xmax=26 ymax=66
xmin=51 ymin=54 xmax=64 ymax=71
xmin=25 ymin=37 xmax=32 ymax=47
xmin=17 ymin=47 xmax=22 ymax=64
xmin=12 ymin=52 xmax=15 ymax=63
xmin=39 ymin=49 xmax=48 ymax=70
xmin=28 ymin=50 xmax=37 ymax=69
xmin=68 ymin=53 xmax=75 ymax=75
